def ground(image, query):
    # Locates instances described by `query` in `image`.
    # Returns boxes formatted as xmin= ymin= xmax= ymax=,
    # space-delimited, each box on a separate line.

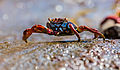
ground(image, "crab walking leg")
xmin=69 ymin=24 xmax=81 ymax=41
xmin=93 ymin=33 xmax=99 ymax=39
xmin=23 ymin=25 xmax=58 ymax=43
xmin=23 ymin=28 xmax=32 ymax=43
xmin=78 ymin=26 xmax=105 ymax=40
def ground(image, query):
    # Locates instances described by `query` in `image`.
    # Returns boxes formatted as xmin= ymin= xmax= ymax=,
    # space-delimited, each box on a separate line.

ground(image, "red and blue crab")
xmin=23 ymin=18 xmax=105 ymax=43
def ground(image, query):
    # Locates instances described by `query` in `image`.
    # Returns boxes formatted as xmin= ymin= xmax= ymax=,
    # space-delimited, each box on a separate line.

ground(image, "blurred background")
xmin=0 ymin=0 xmax=119 ymax=42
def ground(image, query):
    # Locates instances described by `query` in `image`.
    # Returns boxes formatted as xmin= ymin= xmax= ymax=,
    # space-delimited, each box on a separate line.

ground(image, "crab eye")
xmin=48 ymin=18 xmax=51 ymax=21
xmin=55 ymin=18 xmax=57 ymax=21
xmin=64 ymin=18 xmax=66 ymax=21
xmin=58 ymin=18 xmax=60 ymax=20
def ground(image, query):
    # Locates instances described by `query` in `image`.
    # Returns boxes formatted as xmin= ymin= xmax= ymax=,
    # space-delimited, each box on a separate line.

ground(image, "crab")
xmin=23 ymin=18 xmax=105 ymax=43
xmin=100 ymin=11 xmax=120 ymax=39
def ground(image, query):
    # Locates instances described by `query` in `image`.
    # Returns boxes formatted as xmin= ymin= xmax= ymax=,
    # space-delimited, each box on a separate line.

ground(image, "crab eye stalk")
xmin=55 ymin=18 xmax=57 ymax=21
xmin=22 ymin=28 xmax=32 ymax=43
xmin=48 ymin=18 xmax=52 ymax=21
xmin=64 ymin=18 xmax=68 ymax=22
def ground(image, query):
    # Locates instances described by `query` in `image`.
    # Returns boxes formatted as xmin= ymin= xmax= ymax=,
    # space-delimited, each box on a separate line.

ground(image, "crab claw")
xmin=23 ymin=24 xmax=59 ymax=43
xmin=22 ymin=28 xmax=32 ymax=43
xmin=22 ymin=25 xmax=47 ymax=43
xmin=77 ymin=26 xmax=105 ymax=40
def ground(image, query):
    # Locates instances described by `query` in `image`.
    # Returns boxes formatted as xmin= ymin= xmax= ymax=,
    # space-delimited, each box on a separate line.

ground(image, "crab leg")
xmin=69 ymin=24 xmax=81 ymax=41
xmin=23 ymin=24 xmax=58 ymax=43
xmin=78 ymin=26 xmax=105 ymax=40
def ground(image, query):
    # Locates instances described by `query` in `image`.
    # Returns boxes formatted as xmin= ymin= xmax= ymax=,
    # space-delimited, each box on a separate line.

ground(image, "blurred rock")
xmin=103 ymin=26 xmax=120 ymax=39
xmin=100 ymin=14 xmax=120 ymax=39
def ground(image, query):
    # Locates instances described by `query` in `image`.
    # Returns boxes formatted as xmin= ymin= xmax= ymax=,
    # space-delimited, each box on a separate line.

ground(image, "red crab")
xmin=23 ymin=18 xmax=105 ymax=43
xmin=100 ymin=11 xmax=120 ymax=39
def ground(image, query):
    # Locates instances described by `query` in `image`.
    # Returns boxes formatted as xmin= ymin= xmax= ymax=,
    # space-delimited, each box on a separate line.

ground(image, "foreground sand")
xmin=0 ymin=39 xmax=120 ymax=70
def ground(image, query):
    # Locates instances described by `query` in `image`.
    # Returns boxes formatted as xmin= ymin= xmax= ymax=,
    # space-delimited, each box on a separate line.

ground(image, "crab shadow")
xmin=49 ymin=40 xmax=91 ymax=43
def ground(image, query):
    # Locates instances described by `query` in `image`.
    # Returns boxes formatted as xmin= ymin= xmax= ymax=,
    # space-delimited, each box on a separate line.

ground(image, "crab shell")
xmin=46 ymin=18 xmax=78 ymax=35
